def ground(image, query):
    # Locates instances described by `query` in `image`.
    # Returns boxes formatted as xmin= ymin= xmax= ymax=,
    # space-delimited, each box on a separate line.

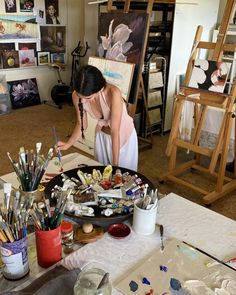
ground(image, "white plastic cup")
xmin=132 ymin=198 xmax=158 ymax=235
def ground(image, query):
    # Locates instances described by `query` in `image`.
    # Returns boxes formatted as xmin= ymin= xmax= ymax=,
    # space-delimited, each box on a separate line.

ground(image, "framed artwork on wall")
xmin=40 ymin=26 xmax=66 ymax=53
xmin=8 ymin=78 xmax=41 ymax=109
xmin=51 ymin=52 xmax=65 ymax=64
xmin=44 ymin=0 xmax=60 ymax=25
xmin=2 ymin=50 xmax=19 ymax=69
xmin=0 ymin=20 xmax=38 ymax=40
xmin=37 ymin=51 xmax=50 ymax=65
xmin=4 ymin=0 xmax=17 ymax=13
xmin=20 ymin=0 xmax=34 ymax=12
xmin=19 ymin=49 xmax=36 ymax=67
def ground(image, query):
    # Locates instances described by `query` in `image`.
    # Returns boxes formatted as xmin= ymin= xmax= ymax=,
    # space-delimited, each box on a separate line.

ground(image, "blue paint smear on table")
xmin=129 ymin=280 xmax=139 ymax=292
xmin=177 ymin=244 xmax=200 ymax=260
xmin=142 ymin=277 xmax=151 ymax=285
xmin=170 ymin=278 xmax=191 ymax=295
xmin=160 ymin=265 xmax=168 ymax=272
xmin=170 ymin=278 xmax=182 ymax=290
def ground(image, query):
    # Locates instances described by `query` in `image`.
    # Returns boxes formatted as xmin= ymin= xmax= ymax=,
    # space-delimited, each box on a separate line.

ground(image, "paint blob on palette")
xmin=116 ymin=238 xmax=236 ymax=294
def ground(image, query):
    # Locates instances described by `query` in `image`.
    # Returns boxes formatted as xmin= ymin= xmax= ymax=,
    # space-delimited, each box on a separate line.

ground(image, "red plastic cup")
xmin=35 ymin=226 xmax=62 ymax=268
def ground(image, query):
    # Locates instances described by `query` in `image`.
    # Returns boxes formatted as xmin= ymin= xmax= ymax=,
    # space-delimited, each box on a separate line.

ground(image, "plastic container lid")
xmin=61 ymin=221 xmax=73 ymax=233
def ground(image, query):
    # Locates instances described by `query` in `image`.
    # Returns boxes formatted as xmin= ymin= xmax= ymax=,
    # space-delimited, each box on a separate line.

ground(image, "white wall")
xmin=0 ymin=0 xmax=84 ymax=102
xmin=164 ymin=0 xmax=220 ymax=131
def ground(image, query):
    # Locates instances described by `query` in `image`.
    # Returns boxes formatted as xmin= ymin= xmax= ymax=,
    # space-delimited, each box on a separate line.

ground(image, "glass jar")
xmin=61 ymin=221 xmax=74 ymax=254
xmin=74 ymin=268 xmax=112 ymax=295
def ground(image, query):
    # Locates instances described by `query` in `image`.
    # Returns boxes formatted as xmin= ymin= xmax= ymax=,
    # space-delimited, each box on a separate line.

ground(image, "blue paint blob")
xmin=160 ymin=265 xmax=168 ymax=272
xmin=142 ymin=277 xmax=151 ymax=285
xmin=170 ymin=278 xmax=182 ymax=291
xmin=129 ymin=280 xmax=139 ymax=292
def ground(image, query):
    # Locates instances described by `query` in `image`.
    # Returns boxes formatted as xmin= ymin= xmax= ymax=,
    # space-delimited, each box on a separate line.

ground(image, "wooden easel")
xmin=161 ymin=0 xmax=236 ymax=204
xmin=107 ymin=0 xmax=154 ymax=147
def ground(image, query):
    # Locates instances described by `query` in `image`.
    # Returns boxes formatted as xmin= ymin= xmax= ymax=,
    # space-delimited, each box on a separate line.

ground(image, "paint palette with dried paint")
xmin=115 ymin=238 xmax=236 ymax=295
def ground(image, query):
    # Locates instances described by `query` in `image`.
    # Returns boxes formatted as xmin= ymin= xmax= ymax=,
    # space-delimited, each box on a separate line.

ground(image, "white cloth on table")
xmin=95 ymin=128 xmax=138 ymax=171
xmin=60 ymin=193 xmax=236 ymax=291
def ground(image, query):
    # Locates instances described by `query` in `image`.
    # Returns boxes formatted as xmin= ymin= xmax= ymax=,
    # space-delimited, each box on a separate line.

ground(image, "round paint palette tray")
xmin=45 ymin=166 xmax=155 ymax=228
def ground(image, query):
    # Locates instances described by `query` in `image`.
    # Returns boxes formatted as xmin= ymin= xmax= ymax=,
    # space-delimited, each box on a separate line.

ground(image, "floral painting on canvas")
xmin=97 ymin=12 xmax=148 ymax=103
xmin=189 ymin=59 xmax=231 ymax=93
xmin=8 ymin=78 xmax=41 ymax=109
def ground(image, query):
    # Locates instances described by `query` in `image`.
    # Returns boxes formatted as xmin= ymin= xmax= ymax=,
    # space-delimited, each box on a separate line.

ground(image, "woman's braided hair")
xmin=73 ymin=65 xmax=106 ymax=139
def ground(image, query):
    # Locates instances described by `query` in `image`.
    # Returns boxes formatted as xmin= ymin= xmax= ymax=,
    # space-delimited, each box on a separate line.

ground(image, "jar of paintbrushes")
xmin=7 ymin=143 xmax=53 ymax=203
xmin=0 ymin=183 xmax=33 ymax=280
xmin=32 ymin=189 xmax=73 ymax=268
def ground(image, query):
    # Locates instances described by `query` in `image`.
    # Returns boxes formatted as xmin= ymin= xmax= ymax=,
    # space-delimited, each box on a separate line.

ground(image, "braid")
xmin=78 ymin=98 xmax=85 ymax=139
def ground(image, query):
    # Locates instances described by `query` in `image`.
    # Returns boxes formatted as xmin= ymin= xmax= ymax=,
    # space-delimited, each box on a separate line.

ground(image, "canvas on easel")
xmin=161 ymin=0 xmax=236 ymax=205
xmin=96 ymin=11 xmax=149 ymax=103
xmin=189 ymin=59 xmax=231 ymax=93
xmin=88 ymin=56 xmax=135 ymax=101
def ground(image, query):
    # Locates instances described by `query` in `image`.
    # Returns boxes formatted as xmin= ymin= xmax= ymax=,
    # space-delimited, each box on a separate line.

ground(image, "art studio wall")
xmin=0 ymin=0 xmax=84 ymax=103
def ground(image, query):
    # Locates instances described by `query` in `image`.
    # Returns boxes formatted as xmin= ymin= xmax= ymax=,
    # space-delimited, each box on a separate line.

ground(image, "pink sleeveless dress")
xmin=82 ymin=90 xmax=138 ymax=171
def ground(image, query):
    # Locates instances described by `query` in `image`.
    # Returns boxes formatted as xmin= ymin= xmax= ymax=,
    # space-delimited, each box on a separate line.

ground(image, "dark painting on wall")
xmin=44 ymin=0 xmax=60 ymax=25
xmin=0 ymin=43 xmax=15 ymax=51
xmin=20 ymin=0 xmax=34 ymax=12
xmin=189 ymin=59 xmax=231 ymax=93
xmin=8 ymin=78 xmax=41 ymax=109
xmin=97 ymin=12 xmax=149 ymax=103
xmin=40 ymin=26 xmax=66 ymax=53
xmin=18 ymin=42 xmax=37 ymax=52
xmin=4 ymin=0 xmax=17 ymax=13
xmin=2 ymin=50 xmax=19 ymax=69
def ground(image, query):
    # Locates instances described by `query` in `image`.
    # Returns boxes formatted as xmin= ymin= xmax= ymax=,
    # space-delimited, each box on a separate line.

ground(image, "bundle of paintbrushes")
xmin=0 ymin=183 xmax=34 ymax=243
xmin=7 ymin=143 xmax=54 ymax=192
xmin=29 ymin=189 xmax=72 ymax=231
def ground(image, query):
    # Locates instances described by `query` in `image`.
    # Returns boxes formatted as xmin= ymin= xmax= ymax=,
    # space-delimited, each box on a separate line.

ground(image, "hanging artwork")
xmin=97 ymin=12 xmax=149 ymax=103
xmin=18 ymin=42 xmax=37 ymax=53
xmin=19 ymin=49 xmax=36 ymax=67
xmin=2 ymin=50 xmax=19 ymax=69
xmin=4 ymin=0 xmax=17 ymax=13
xmin=40 ymin=26 xmax=66 ymax=53
xmin=0 ymin=14 xmax=36 ymax=23
xmin=0 ymin=74 xmax=11 ymax=115
xmin=0 ymin=43 xmax=15 ymax=51
xmin=20 ymin=0 xmax=34 ymax=12
xmin=0 ymin=20 xmax=38 ymax=39
xmin=88 ymin=56 xmax=134 ymax=100
xmin=44 ymin=0 xmax=60 ymax=25
xmin=37 ymin=51 xmax=50 ymax=65
xmin=51 ymin=52 xmax=65 ymax=64
xmin=8 ymin=78 xmax=41 ymax=109
xmin=189 ymin=59 xmax=231 ymax=93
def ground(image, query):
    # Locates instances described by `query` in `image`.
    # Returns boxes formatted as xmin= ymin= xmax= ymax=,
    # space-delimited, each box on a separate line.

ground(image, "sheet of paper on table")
xmin=115 ymin=238 xmax=236 ymax=295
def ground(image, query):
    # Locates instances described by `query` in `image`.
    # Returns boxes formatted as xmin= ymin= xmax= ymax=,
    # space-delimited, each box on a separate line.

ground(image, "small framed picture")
xmin=51 ymin=52 xmax=65 ymax=64
xmin=37 ymin=51 xmax=50 ymax=66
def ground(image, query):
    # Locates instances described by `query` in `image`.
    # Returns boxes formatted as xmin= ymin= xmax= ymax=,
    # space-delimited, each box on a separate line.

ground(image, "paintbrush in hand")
xmin=53 ymin=127 xmax=63 ymax=172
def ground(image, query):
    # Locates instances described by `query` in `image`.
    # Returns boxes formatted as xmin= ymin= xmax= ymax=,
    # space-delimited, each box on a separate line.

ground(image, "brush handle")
xmin=160 ymin=224 xmax=164 ymax=237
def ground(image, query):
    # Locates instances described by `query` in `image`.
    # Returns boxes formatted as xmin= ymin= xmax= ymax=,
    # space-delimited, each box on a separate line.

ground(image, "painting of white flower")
xmin=97 ymin=12 xmax=149 ymax=103
xmin=8 ymin=78 xmax=41 ymax=109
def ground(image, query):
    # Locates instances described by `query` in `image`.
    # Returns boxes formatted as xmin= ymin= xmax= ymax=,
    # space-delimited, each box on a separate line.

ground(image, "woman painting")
xmin=57 ymin=65 xmax=138 ymax=171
